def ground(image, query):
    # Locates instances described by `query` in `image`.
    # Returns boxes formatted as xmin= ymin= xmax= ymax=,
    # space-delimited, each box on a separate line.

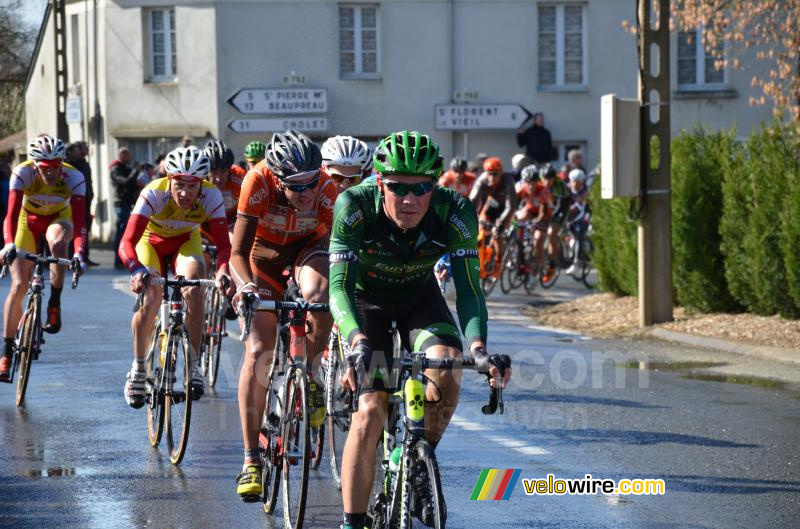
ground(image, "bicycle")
xmin=360 ymin=325 xmax=510 ymax=529
xmin=239 ymin=285 xmax=329 ymax=529
xmin=540 ymin=219 xmax=594 ymax=290
xmin=324 ymin=324 xmax=354 ymax=490
xmin=134 ymin=273 xmax=216 ymax=465
xmin=477 ymin=221 xmax=504 ymax=296
xmin=500 ymin=220 xmax=538 ymax=295
xmin=199 ymin=243 xmax=228 ymax=388
xmin=0 ymin=247 xmax=80 ymax=406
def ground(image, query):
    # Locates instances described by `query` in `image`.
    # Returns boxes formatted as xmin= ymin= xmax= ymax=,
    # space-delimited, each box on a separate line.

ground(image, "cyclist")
xmin=0 ymin=135 xmax=87 ymax=380
xmin=514 ymin=164 xmax=551 ymax=278
xmin=203 ymin=139 xmax=245 ymax=233
xmin=330 ymin=130 xmax=510 ymax=529
xmin=541 ymin=163 xmax=570 ymax=281
xmin=564 ymin=168 xmax=591 ymax=276
xmin=118 ymin=146 xmax=232 ymax=408
xmin=321 ymin=135 xmax=372 ymax=193
xmin=243 ymin=140 xmax=266 ymax=171
xmin=437 ymin=156 xmax=476 ymax=197
xmin=231 ymin=130 xmax=336 ymax=501
xmin=468 ymin=156 xmax=517 ymax=278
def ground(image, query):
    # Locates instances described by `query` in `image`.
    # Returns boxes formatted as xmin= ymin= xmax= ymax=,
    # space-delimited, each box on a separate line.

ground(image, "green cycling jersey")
xmin=329 ymin=180 xmax=488 ymax=347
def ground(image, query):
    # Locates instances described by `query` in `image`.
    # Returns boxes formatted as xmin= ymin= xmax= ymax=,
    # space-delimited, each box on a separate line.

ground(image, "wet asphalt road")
xmin=1 ymin=257 xmax=799 ymax=529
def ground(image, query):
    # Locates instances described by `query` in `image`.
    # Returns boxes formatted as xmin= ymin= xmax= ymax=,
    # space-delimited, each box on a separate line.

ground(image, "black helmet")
xmin=449 ymin=156 xmax=467 ymax=172
xmin=539 ymin=163 xmax=557 ymax=181
xmin=265 ymin=130 xmax=322 ymax=179
xmin=203 ymin=140 xmax=235 ymax=170
xmin=521 ymin=164 xmax=539 ymax=183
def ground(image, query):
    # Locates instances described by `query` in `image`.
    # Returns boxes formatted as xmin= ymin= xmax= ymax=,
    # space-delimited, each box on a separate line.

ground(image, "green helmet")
xmin=373 ymin=131 xmax=443 ymax=179
xmin=244 ymin=140 xmax=266 ymax=161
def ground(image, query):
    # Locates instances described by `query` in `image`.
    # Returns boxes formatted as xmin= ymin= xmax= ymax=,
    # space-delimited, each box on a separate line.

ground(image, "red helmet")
xmin=483 ymin=157 xmax=503 ymax=173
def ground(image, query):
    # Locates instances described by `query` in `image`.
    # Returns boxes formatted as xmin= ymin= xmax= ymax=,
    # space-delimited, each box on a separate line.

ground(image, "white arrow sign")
xmin=228 ymin=88 xmax=327 ymax=114
xmin=228 ymin=117 xmax=329 ymax=134
xmin=434 ymin=104 xmax=533 ymax=131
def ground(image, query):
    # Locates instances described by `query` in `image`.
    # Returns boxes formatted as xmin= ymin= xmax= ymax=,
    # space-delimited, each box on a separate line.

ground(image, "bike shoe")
xmin=124 ymin=369 xmax=146 ymax=409
xmin=42 ymin=306 xmax=61 ymax=334
xmin=0 ymin=356 xmax=11 ymax=382
xmin=190 ymin=365 xmax=205 ymax=400
xmin=236 ymin=464 xmax=263 ymax=502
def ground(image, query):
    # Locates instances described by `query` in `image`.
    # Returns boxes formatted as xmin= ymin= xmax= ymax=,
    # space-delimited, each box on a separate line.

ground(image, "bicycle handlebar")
xmin=132 ymin=273 xmax=218 ymax=312
xmin=0 ymin=249 xmax=80 ymax=289
xmin=351 ymin=353 xmax=510 ymax=416
xmin=237 ymin=292 xmax=329 ymax=341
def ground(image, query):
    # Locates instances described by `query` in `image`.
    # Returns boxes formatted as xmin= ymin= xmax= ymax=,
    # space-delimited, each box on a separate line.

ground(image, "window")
xmin=339 ymin=5 xmax=380 ymax=79
xmin=119 ymin=137 xmax=182 ymax=164
xmin=678 ymin=26 xmax=725 ymax=89
xmin=538 ymin=4 xmax=586 ymax=89
xmin=553 ymin=141 xmax=587 ymax=165
xmin=147 ymin=8 xmax=176 ymax=82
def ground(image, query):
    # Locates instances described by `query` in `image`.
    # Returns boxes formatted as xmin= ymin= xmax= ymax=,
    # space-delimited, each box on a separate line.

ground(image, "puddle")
xmin=682 ymin=373 xmax=787 ymax=390
xmin=616 ymin=361 xmax=726 ymax=371
xmin=20 ymin=467 xmax=77 ymax=478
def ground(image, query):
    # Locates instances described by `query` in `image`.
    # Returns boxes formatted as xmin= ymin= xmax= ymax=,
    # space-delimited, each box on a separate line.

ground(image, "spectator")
xmin=110 ymin=147 xmax=137 ymax=268
xmin=67 ymin=142 xmax=99 ymax=266
xmin=559 ymin=149 xmax=585 ymax=181
xmin=181 ymin=135 xmax=193 ymax=148
xmin=475 ymin=152 xmax=489 ymax=171
xmin=516 ymin=112 xmax=553 ymax=164
xmin=0 ymin=162 xmax=10 ymax=222
xmin=154 ymin=152 xmax=168 ymax=178
xmin=132 ymin=162 xmax=156 ymax=189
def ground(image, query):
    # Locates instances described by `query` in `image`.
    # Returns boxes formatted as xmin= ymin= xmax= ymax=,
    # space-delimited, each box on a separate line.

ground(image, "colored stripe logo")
xmin=470 ymin=469 xmax=521 ymax=500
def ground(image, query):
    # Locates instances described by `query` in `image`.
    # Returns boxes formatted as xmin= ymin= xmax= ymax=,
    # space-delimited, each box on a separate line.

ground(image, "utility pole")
xmin=637 ymin=0 xmax=672 ymax=325
xmin=54 ymin=0 xmax=69 ymax=141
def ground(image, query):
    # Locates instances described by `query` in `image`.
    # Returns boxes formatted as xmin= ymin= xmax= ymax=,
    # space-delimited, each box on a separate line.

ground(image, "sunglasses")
xmin=383 ymin=180 xmax=435 ymax=197
xmin=284 ymin=177 xmax=320 ymax=193
xmin=329 ymin=172 xmax=361 ymax=183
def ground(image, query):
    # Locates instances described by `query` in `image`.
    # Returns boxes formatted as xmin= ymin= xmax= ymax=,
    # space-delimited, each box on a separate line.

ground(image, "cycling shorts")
xmin=250 ymin=235 xmax=329 ymax=302
xmin=355 ymin=279 xmax=462 ymax=393
xmin=15 ymin=207 xmax=72 ymax=254
xmin=135 ymin=228 xmax=203 ymax=276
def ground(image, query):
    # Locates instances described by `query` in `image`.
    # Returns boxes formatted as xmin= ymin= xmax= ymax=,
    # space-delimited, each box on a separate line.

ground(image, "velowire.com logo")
xmin=469 ymin=469 xmax=522 ymax=500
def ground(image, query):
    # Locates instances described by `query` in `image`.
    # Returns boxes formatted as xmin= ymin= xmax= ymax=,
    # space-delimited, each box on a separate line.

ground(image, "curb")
xmin=646 ymin=327 xmax=800 ymax=365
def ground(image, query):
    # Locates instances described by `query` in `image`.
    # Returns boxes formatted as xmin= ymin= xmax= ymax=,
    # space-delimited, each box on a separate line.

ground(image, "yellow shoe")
xmin=236 ymin=464 xmax=262 ymax=502
xmin=308 ymin=380 xmax=326 ymax=429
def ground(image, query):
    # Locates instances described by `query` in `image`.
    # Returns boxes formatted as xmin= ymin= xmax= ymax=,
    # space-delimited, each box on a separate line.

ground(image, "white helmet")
xmin=28 ymin=135 xmax=66 ymax=161
xmin=164 ymin=146 xmax=211 ymax=181
xmin=511 ymin=153 xmax=530 ymax=172
xmin=568 ymin=168 xmax=587 ymax=183
xmin=321 ymin=135 xmax=371 ymax=169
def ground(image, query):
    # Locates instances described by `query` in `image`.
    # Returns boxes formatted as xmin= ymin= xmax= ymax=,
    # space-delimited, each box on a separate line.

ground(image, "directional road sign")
xmin=228 ymin=117 xmax=329 ymax=134
xmin=434 ymin=103 xmax=533 ymax=131
xmin=227 ymin=88 xmax=327 ymax=114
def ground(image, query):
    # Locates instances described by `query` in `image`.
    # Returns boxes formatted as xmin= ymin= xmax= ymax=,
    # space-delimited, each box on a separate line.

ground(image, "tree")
xmin=672 ymin=0 xmax=800 ymax=123
xmin=0 ymin=0 xmax=38 ymax=139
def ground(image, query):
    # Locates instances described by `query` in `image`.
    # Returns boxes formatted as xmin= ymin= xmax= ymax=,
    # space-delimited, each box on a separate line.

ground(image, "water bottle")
xmin=388 ymin=446 xmax=402 ymax=487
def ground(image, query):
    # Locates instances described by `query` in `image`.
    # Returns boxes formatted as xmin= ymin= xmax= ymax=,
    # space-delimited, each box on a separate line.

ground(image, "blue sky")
xmin=17 ymin=0 xmax=48 ymax=29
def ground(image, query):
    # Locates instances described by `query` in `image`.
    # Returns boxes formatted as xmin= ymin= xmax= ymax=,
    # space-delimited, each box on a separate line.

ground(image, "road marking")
xmin=451 ymin=415 xmax=550 ymax=456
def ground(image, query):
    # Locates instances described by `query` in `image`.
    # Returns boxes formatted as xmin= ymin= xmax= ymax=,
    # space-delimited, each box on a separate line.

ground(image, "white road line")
xmin=451 ymin=415 xmax=551 ymax=456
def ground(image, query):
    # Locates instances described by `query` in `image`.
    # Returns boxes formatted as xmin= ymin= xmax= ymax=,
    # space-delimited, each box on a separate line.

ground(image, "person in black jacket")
xmin=110 ymin=147 xmax=137 ymax=268
xmin=67 ymin=142 xmax=99 ymax=266
xmin=516 ymin=112 xmax=553 ymax=164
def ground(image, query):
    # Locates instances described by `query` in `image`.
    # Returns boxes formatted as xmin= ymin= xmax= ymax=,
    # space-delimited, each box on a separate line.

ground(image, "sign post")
xmin=227 ymin=88 xmax=327 ymax=115
xmin=228 ymin=117 xmax=329 ymax=134
xmin=434 ymin=103 xmax=532 ymax=131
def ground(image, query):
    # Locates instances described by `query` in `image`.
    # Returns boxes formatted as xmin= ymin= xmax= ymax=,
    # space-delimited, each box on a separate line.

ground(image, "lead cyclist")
xmin=329 ymin=130 xmax=511 ymax=529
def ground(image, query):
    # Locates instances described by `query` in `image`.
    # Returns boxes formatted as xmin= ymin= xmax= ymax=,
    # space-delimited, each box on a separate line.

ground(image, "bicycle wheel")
xmin=260 ymin=361 xmax=282 ymax=513
xmin=282 ymin=367 xmax=310 ymax=529
xmin=325 ymin=339 xmax=351 ymax=490
xmin=500 ymin=243 xmax=522 ymax=294
xmin=412 ymin=439 xmax=446 ymax=529
xmin=15 ymin=296 xmax=40 ymax=407
xmin=165 ymin=329 xmax=192 ymax=465
xmin=200 ymin=286 xmax=213 ymax=376
xmin=207 ymin=289 xmax=224 ymax=388
xmin=145 ymin=324 xmax=165 ymax=448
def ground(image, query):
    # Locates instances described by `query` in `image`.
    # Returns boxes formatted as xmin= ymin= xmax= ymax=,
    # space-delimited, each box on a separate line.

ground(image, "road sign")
xmin=66 ymin=96 xmax=82 ymax=124
xmin=228 ymin=117 xmax=329 ymax=134
xmin=434 ymin=104 xmax=533 ymax=131
xmin=227 ymin=88 xmax=327 ymax=114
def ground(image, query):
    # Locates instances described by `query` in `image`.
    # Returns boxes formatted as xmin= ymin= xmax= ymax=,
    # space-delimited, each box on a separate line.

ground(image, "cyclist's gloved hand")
xmin=234 ymin=283 xmax=260 ymax=316
xmin=342 ymin=339 xmax=372 ymax=392
xmin=472 ymin=346 xmax=512 ymax=389
xmin=0 ymin=243 xmax=16 ymax=265
xmin=130 ymin=267 xmax=149 ymax=293
xmin=72 ymin=252 xmax=87 ymax=275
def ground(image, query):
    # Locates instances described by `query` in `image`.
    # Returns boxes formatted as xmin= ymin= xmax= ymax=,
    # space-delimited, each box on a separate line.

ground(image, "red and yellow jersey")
xmin=237 ymin=160 xmax=338 ymax=245
xmin=438 ymin=170 xmax=476 ymax=198
xmin=10 ymin=160 xmax=85 ymax=216
xmin=132 ymin=177 xmax=225 ymax=238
